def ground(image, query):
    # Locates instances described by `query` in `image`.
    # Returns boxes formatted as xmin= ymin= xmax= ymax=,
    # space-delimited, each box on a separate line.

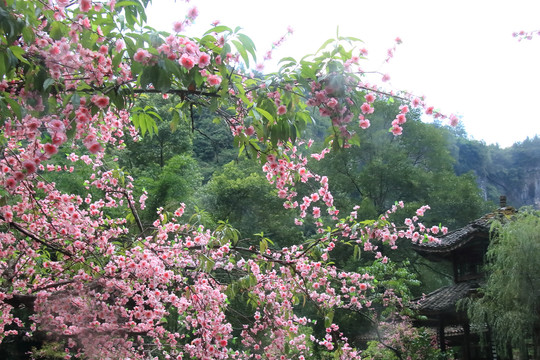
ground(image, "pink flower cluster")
xmin=513 ymin=29 xmax=540 ymax=41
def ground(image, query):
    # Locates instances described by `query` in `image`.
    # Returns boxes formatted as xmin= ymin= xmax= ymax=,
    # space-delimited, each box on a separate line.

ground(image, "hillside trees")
xmin=313 ymin=104 xmax=489 ymax=229
xmin=0 ymin=0 xmax=461 ymax=359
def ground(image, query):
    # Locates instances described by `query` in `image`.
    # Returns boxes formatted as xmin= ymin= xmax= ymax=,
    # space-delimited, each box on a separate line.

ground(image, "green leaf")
xmin=115 ymin=0 xmax=141 ymax=7
xmin=49 ymin=21 xmax=64 ymax=40
xmin=112 ymin=50 xmax=125 ymax=68
xmin=278 ymin=57 xmax=297 ymax=64
xmin=260 ymin=239 xmax=267 ymax=254
xmin=205 ymin=25 xmax=232 ymax=35
xmin=4 ymin=97 xmax=21 ymax=119
xmin=146 ymin=110 xmax=163 ymax=122
xmin=254 ymin=107 xmax=274 ymax=124
xmin=237 ymin=33 xmax=257 ymax=59
xmin=155 ymin=67 xmax=171 ymax=93
xmin=231 ymin=40 xmax=249 ymax=68
xmin=340 ymin=36 xmax=364 ymax=43
xmin=198 ymin=34 xmax=217 ymax=47
xmin=8 ymin=46 xmax=28 ymax=64
xmin=353 ymin=245 xmax=360 ymax=260
xmin=139 ymin=114 xmax=147 ymax=136
xmin=324 ymin=310 xmax=334 ymax=328
xmin=131 ymin=112 xmax=140 ymax=130
xmin=43 ymin=78 xmax=55 ymax=91
xmin=140 ymin=65 xmax=159 ymax=89
xmin=316 ymin=38 xmax=336 ymax=54
xmin=0 ymin=52 xmax=6 ymax=78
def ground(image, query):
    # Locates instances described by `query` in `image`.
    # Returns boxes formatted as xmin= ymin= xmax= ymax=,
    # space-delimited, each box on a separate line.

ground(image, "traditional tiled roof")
xmin=412 ymin=280 xmax=480 ymax=315
xmin=412 ymin=207 xmax=517 ymax=257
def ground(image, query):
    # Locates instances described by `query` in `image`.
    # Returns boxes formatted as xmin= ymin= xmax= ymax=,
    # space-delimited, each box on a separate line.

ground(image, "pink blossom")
xmin=23 ymin=160 xmax=37 ymax=174
xmin=48 ymin=119 xmax=65 ymax=132
xmin=359 ymin=119 xmax=370 ymax=129
xmin=115 ymin=39 xmax=125 ymax=52
xmin=326 ymin=98 xmax=338 ymax=108
xmin=399 ymin=105 xmax=409 ymax=114
xmin=396 ymin=113 xmax=406 ymax=124
xmin=365 ymin=93 xmax=375 ymax=103
xmin=277 ymin=105 xmax=287 ymax=115
xmin=359 ymin=283 xmax=368 ymax=291
xmin=80 ymin=0 xmax=92 ymax=12
xmin=49 ymin=45 xmax=60 ymax=56
xmin=319 ymin=108 xmax=331 ymax=117
xmin=87 ymin=142 xmax=102 ymax=154
xmin=134 ymin=48 xmax=149 ymax=63
xmin=5 ymin=177 xmax=16 ymax=189
xmin=173 ymin=21 xmax=184 ymax=33
xmin=360 ymin=102 xmax=374 ymax=114
xmin=173 ymin=203 xmax=185 ymax=217
xmin=52 ymin=132 xmax=67 ymax=145
xmin=82 ymin=17 xmax=91 ymax=29
xmin=44 ymin=143 xmax=58 ymax=155
xmin=207 ymin=74 xmax=222 ymax=86
xmin=198 ymin=53 xmax=211 ymax=68
xmin=381 ymin=73 xmax=390 ymax=82
xmin=245 ymin=126 xmax=255 ymax=136
xmin=449 ymin=114 xmax=459 ymax=127
xmin=187 ymin=6 xmax=198 ymax=20
xmin=180 ymin=55 xmax=195 ymax=70
xmin=91 ymin=95 xmax=109 ymax=109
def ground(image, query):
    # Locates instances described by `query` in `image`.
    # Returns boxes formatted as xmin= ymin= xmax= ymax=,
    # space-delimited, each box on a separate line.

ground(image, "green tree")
xmin=137 ymin=154 xmax=202 ymax=222
xmin=313 ymin=102 xmax=489 ymax=229
xmin=465 ymin=209 xmax=540 ymax=359
xmin=201 ymin=160 xmax=301 ymax=246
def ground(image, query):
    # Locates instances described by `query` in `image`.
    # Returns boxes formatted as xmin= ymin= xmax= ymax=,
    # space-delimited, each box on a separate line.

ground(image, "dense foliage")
xmin=0 ymin=0 xmax=494 ymax=359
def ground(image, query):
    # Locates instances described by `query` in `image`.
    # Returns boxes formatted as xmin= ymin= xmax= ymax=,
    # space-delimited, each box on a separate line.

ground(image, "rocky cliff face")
xmin=454 ymin=136 xmax=540 ymax=210
xmin=517 ymin=168 xmax=540 ymax=208
xmin=477 ymin=167 xmax=540 ymax=209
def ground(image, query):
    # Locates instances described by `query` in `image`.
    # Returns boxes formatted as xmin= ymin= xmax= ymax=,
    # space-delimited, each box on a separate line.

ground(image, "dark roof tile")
xmin=412 ymin=281 xmax=480 ymax=314
xmin=412 ymin=207 xmax=516 ymax=255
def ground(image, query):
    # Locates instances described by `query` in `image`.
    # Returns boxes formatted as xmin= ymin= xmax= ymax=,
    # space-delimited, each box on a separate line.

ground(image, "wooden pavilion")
xmin=411 ymin=197 xmax=516 ymax=359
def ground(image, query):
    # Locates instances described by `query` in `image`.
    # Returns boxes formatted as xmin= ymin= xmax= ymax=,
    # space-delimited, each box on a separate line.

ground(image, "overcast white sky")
xmin=147 ymin=0 xmax=540 ymax=148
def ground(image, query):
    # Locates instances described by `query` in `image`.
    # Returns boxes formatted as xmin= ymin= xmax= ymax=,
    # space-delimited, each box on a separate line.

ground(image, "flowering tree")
xmin=0 ymin=1 xmax=455 ymax=359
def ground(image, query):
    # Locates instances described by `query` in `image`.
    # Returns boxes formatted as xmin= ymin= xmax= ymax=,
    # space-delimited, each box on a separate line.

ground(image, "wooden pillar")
xmin=438 ymin=316 xmax=446 ymax=352
xmin=463 ymin=322 xmax=471 ymax=360
xmin=487 ymin=326 xmax=498 ymax=360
